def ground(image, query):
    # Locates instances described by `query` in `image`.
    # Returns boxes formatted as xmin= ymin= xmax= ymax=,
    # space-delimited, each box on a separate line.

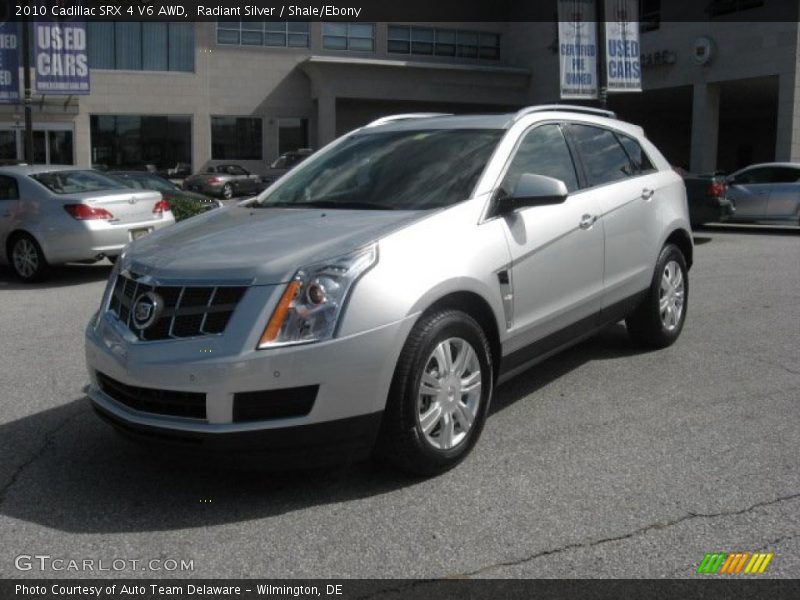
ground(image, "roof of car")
xmin=0 ymin=164 xmax=88 ymax=175
xmin=736 ymin=162 xmax=800 ymax=171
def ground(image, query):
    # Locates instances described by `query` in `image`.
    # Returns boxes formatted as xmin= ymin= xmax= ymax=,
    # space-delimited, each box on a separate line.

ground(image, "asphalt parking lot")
xmin=0 ymin=226 xmax=798 ymax=579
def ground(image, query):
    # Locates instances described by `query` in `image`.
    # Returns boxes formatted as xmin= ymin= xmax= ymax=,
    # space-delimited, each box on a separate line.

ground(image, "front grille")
xmin=97 ymin=372 xmax=207 ymax=419
xmin=232 ymin=386 xmax=318 ymax=423
xmin=107 ymin=272 xmax=246 ymax=341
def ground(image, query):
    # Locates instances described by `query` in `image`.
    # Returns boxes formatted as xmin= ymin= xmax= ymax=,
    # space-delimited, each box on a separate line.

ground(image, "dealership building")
xmin=2 ymin=7 xmax=798 ymax=175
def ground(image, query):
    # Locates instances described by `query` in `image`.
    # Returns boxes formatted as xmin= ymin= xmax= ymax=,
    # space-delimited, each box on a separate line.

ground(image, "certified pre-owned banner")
xmin=34 ymin=19 xmax=90 ymax=94
xmin=0 ymin=22 xmax=20 ymax=103
xmin=557 ymin=0 xmax=598 ymax=100
xmin=604 ymin=0 xmax=642 ymax=92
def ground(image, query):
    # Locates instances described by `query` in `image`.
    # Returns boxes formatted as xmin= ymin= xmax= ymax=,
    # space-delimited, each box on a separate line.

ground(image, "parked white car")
xmin=85 ymin=106 xmax=692 ymax=474
xmin=0 ymin=166 xmax=175 ymax=281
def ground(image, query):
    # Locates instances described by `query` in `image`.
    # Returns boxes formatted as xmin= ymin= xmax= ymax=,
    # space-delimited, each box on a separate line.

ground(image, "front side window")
xmin=322 ymin=23 xmax=375 ymax=52
xmin=255 ymin=129 xmax=502 ymax=211
xmin=31 ymin=170 xmax=125 ymax=194
xmin=766 ymin=167 xmax=800 ymax=184
xmin=500 ymin=124 xmax=579 ymax=196
xmin=569 ymin=124 xmax=634 ymax=187
xmin=211 ymin=117 xmax=263 ymax=160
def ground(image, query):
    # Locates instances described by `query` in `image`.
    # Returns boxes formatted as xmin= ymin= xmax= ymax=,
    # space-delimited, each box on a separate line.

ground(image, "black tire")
xmin=221 ymin=184 xmax=234 ymax=200
xmin=626 ymin=244 xmax=688 ymax=348
xmin=374 ymin=309 xmax=494 ymax=476
xmin=9 ymin=233 xmax=49 ymax=282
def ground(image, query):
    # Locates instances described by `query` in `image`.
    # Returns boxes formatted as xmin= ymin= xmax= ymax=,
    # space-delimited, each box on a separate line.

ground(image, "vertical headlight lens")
xmin=258 ymin=244 xmax=378 ymax=348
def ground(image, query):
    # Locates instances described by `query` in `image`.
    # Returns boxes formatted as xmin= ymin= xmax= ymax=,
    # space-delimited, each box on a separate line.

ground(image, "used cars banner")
xmin=604 ymin=0 xmax=642 ymax=92
xmin=557 ymin=0 xmax=598 ymax=100
xmin=34 ymin=19 xmax=90 ymax=94
xmin=0 ymin=22 xmax=20 ymax=103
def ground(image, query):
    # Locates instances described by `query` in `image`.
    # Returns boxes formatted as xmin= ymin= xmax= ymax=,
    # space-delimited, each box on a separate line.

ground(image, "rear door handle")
xmin=642 ymin=188 xmax=655 ymax=201
xmin=579 ymin=214 xmax=598 ymax=229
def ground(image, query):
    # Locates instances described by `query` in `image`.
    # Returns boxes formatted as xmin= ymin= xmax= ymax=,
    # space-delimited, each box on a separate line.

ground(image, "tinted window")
xmin=733 ymin=168 xmax=770 ymax=184
xmin=569 ymin=124 xmax=634 ymax=187
xmin=501 ymin=124 xmax=579 ymax=195
xmin=226 ymin=165 xmax=247 ymax=175
xmin=768 ymin=167 xmax=800 ymax=183
xmin=617 ymin=134 xmax=655 ymax=174
xmin=0 ymin=175 xmax=18 ymax=200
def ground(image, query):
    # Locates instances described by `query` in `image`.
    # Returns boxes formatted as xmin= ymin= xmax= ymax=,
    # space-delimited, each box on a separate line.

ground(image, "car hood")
xmin=124 ymin=204 xmax=424 ymax=285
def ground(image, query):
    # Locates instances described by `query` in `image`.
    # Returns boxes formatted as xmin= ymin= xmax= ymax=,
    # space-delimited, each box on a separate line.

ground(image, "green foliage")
xmin=168 ymin=197 xmax=214 ymax=222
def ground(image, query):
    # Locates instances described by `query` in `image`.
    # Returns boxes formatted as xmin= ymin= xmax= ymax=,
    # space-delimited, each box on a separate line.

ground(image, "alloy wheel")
xmin=416 ymin=337 xmax=482 ymax=450
xmin=659 ymin=260 xmax=685 ymax=331
xmin=12 ymin=237 xmax=39 ymax=279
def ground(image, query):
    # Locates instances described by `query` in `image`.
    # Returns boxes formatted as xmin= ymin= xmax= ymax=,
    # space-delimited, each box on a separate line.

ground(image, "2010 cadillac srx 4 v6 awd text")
xmin=85 ymin=106 xmax=692 ymax=475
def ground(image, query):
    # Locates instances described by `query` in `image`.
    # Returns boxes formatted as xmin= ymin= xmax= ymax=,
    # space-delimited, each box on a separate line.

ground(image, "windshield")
xmin=254 ymin=129 xmax=503 ymax=210
xmin=31 ymin=170 xmax=126 ymax=195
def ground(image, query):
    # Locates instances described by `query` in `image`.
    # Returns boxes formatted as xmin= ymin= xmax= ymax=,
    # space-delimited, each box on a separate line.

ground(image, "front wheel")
xmin=374 ymin=309 xmax=493 ymax=475
xmin=626 ymin=244 xmax=688 ymax=348
xmin=10 ymin=233 xmax=49 ymax=282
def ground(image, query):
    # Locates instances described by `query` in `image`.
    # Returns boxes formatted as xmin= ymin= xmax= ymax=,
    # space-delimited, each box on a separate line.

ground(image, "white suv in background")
xmin=85 ymin=106 xmax=692 ymax=475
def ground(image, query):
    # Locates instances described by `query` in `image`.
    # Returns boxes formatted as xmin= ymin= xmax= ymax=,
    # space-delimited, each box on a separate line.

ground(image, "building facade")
xmin=1 ymin=12 xmax=798 ymax=176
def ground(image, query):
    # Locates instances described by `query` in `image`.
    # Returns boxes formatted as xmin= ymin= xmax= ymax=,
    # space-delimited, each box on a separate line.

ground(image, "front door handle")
xmin=579 ymin=214 xmax=598 ymax=229
xmin=642 ymin=188 xmax=655 ymax=201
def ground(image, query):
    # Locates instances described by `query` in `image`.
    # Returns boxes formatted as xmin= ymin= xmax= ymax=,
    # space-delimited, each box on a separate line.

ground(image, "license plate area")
xmin=129 ymin=227 xmax=152 ymax=241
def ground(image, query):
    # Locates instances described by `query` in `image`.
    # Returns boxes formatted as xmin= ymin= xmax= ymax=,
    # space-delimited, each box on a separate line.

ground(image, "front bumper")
xmin=85 ymin=307 xmax=416 ymax=463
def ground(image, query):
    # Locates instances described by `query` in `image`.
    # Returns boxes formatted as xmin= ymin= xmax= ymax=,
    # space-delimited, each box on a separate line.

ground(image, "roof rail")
xmin=365 ymin=113 xmax=452 ymax=127
xmin=513 ymin=104 xmax=617 ymax=122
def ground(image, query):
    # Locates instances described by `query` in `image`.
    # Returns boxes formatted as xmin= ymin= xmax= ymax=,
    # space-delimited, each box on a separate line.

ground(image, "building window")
xmin=211 ymin=117 xmax=263 ymax=160
xmin=388 ymin=26 xmax=500 ymax=60
xmin=707 ymin=0 xmax=764 ymax=17
xmin=88 ymin=22 xmax=194 ymax=72
xmin=277 ymin=118 xmax=309 ymax=156
xmin=640 ymin=0 xmax=660 ymax=32
xmin=90 ymin=115 xmax=192 ymax=171
xmin=322 ymin=23 xmax=375 ymax=52
xmin=216 ymin=21 xmax=310 ymax=47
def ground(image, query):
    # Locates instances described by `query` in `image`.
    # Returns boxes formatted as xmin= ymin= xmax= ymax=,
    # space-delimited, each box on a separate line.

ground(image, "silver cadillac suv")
xmin=85 ymin=106 xmax=692 ymax=474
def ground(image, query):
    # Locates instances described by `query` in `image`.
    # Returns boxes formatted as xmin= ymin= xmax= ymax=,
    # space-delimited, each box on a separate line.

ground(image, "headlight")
xmin=257 ymin=244 xmax=378 ymax=349
xmin=93 ymin=259 xmax=121 ymax=328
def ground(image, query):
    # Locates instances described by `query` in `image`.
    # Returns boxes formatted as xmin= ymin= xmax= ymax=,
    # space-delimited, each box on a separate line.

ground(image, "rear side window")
xmin=617 ymin=133 xmax=655 ymax=175
xmin=569 ymin=124 xmax=633 ymax=187
xmin=0 ymin=175 xmax=19 ymax=200
xmin=501 ymin=123 xmax=579 ymax=195
xmin=732 ymin=168 xmax=770 ymax=184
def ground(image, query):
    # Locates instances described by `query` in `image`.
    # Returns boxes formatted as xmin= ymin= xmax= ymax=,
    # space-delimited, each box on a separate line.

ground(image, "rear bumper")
xmin=92 ymin=399 xmax=382 ymax=468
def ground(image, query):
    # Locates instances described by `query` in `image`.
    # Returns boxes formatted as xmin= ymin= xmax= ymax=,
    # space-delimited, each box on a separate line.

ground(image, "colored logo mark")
xmin=697 ymin=552 xmax=773 ymax=574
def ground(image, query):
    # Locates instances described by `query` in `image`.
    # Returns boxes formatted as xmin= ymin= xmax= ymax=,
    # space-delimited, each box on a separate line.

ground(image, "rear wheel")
xmin=375 ymin=309 xmax=493 ymax=475
xmin=9 ymin=233 xmax=49 ymax=282
xmin=221 ymin=183 xmax=234 ymax=200
xmin=626 ymin=244 xmax=688 ymax=348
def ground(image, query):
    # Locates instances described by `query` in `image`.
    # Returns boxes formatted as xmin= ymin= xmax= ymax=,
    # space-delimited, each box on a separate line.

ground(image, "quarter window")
xmin=500 ymin=124 xmax=579 ymax=196
xmin=569 ymin=124 xmax=634 ymax=187
xmin=617 ymin=133 xmax=655 ymax=175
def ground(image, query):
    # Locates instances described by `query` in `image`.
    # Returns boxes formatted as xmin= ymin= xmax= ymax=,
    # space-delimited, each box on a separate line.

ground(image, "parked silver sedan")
xmin=725 ymin=162 xmax=800 ymax=225
xmin=0 ymin=166 xmax=175 ymax=282
xmin=182 ymin=164 xmax=264 ymax=199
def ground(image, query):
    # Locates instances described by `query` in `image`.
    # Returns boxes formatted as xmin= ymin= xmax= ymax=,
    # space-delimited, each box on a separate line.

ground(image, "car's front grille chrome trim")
xmin=107 ymin=272 xmax=247 ymax=342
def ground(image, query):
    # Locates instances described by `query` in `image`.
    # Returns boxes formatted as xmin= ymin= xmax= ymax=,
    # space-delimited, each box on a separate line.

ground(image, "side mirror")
xmin=496 ymin=173 xmax=569 ymax=214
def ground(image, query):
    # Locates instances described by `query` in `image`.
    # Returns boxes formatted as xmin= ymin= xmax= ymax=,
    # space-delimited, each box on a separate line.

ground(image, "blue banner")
xmin=0 ymin=22 xmax=20 ymax=103
xmin=34 ymin=20 xmax=90 ymax=95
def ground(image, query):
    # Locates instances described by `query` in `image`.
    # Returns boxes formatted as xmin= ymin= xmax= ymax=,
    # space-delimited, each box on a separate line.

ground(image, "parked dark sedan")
xmin=674 ymin=167 xmax=735 ymax=227
xmin=182 ymin=164 xmax=264 ymax=199
xmin=261 ymin=149 xmax=314 ymax=186
xmin=108 ymin=171 xmax=222 ymax=221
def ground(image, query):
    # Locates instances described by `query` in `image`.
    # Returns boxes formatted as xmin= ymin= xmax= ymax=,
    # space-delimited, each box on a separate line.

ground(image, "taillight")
xmin=706 ymin=181 xmax=727 ymax=198
xmin=207 ymin=176 xmax=222 ymax=184
xmin=64 ymin=204 xmax=114 ymax=220
xmin=153 ymin=198 xmax=171 ymax=214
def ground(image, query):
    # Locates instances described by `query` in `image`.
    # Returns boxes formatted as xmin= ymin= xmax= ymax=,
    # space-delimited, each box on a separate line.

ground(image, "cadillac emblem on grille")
xmin=132 ymin=291 xmax=163 ymax=330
